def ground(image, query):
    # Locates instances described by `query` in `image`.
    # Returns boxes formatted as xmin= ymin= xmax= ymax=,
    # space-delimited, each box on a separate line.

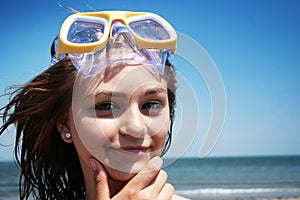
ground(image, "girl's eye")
xmin=95 ymin=102 xmax=115 ymax=111
xmin=94 ymin=102 xmax=119 ymax=117
xmin=141 ymin=101 xmax=163 ymax=115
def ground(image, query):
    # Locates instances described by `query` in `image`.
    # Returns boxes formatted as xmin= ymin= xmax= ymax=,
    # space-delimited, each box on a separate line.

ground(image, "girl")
xmin=0 ymin=10 xmax=188 ymax=200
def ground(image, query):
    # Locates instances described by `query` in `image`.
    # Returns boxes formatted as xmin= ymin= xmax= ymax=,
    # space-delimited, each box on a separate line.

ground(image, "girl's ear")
xmin=56 ymin=122 xmax=73 ymax=143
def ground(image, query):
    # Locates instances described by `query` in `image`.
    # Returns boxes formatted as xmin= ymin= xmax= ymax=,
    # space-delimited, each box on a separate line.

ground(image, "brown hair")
xmin=0 ymin=57 xmax=176 ymax=199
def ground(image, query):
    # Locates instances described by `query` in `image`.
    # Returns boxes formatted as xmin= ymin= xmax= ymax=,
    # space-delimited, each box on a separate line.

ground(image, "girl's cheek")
xmin=149 ymin=113 xmax=169 ymax=136
xmin=79 ymin=118 xmax=118 ymax=142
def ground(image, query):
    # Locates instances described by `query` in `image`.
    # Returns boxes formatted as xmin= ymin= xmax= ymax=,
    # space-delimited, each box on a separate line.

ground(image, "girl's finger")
xmin=142 ymin=170 xmax=168 ymax=196
xmin=157 ymin=183 xmax=174 ymax=200
xmin=120 ymin=156 xmax=163 ymax=194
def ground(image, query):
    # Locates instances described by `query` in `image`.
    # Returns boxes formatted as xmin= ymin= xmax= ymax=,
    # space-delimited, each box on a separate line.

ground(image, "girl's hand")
xmin=90 ymin=156 xmax=174 ymax=200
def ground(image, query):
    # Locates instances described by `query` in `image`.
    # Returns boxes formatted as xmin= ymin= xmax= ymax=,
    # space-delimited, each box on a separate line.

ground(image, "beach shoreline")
xmin=233 ymin=198 xmax=299 ymax=200
xmin=191 ymin=197 xmax=300 ymax=200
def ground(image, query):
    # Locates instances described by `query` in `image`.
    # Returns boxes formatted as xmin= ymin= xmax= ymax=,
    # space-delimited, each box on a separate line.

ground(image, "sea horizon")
xmin=2 ymin=154 xmax=300 ymax=161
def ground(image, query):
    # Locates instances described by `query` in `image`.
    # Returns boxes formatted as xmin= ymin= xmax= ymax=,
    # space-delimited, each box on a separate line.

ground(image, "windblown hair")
xmin=0 ymin=57 xmax=176 ymax=199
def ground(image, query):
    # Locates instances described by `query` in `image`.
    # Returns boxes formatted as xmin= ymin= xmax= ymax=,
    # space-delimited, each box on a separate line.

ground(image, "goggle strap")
xmin=50 ymin=37 xmax=67 ymax=65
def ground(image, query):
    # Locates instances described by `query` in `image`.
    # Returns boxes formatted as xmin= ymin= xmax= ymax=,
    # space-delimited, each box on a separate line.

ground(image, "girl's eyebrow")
xmin=94 ymin=91 xmax=127 ymax=98
xmin=89 ymin=87 xmax=167 ymax=99
xmin=144 ymin=87 xmax=167 ymax=96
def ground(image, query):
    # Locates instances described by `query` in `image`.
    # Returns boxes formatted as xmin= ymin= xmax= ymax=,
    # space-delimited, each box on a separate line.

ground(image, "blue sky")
xmin=0 ymin=0 xmax=300 ymax=161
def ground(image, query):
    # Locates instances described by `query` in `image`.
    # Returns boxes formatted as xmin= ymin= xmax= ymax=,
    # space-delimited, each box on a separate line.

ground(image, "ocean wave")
xmin=175 ymin=187 xmax=300 ymax=197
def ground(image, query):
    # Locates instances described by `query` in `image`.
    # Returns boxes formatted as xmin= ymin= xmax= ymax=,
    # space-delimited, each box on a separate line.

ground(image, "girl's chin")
xmin=104 ymin=165 xmax=138 ymax=182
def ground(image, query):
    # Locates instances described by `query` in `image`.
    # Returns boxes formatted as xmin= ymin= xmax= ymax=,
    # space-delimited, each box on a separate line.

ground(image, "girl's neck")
xmin=107 ymin=177 xmax=128 ymax=197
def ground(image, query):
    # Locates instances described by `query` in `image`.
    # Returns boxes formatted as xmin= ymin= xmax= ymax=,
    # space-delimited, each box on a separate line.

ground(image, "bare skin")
xmin=59 ymin=65 xmax=189 ymax=200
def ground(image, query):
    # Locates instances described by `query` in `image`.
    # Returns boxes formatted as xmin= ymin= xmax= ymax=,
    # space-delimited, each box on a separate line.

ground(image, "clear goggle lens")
xmin=67 ymin=21 xmax=105 ymax=43
xmin=67 ymin=19 xmax=171 ymax=44
xmin=129 ymin=19 xmax=171 ymax=40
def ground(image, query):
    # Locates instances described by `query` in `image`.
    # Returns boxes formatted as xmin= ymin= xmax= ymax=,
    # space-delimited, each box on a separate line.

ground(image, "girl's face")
xmin=68 ymin=63 xmax=170 ymax=181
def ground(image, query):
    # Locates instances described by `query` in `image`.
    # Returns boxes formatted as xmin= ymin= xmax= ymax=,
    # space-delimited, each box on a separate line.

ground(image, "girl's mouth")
xmin=120 ymin=146 xmax=150 ymax=154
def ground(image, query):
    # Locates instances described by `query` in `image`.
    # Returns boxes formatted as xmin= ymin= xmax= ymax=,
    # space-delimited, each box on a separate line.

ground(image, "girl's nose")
xmin=118 ymin=104 xmax=147 ymax=138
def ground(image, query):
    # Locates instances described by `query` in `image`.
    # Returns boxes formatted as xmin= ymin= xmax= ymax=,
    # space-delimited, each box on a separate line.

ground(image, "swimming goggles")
xmin=51 ymin=11 xmax=177 ymax=78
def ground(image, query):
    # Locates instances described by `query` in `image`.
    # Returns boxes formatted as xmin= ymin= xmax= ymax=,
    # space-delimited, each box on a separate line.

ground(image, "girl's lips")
xmin=120 ymin=146 xmax=150 ymax=154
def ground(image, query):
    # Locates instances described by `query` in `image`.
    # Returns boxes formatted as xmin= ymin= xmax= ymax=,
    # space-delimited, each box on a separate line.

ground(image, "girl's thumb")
xmin=90 ymin=158 xmax=110 ymax=200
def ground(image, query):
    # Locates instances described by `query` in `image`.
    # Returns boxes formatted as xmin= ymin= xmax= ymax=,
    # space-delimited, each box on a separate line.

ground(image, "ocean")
xmin=0 ymin=156 xmax=300 ymax=200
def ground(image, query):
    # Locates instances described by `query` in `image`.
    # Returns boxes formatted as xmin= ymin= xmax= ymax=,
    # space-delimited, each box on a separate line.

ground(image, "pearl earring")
xmin=65 ymin=132 xmax=72 ymax=139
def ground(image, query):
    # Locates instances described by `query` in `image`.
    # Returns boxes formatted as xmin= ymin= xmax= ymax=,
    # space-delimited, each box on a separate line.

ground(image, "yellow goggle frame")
xmin=56 ymin=10 xmax=177 ymax=59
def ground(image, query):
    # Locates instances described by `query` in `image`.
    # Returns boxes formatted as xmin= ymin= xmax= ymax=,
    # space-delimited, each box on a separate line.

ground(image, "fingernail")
xmin=147 ymin=156 xmax=163 ymax=171
xmin=89 ymin=158 xmax=98 ymax=172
